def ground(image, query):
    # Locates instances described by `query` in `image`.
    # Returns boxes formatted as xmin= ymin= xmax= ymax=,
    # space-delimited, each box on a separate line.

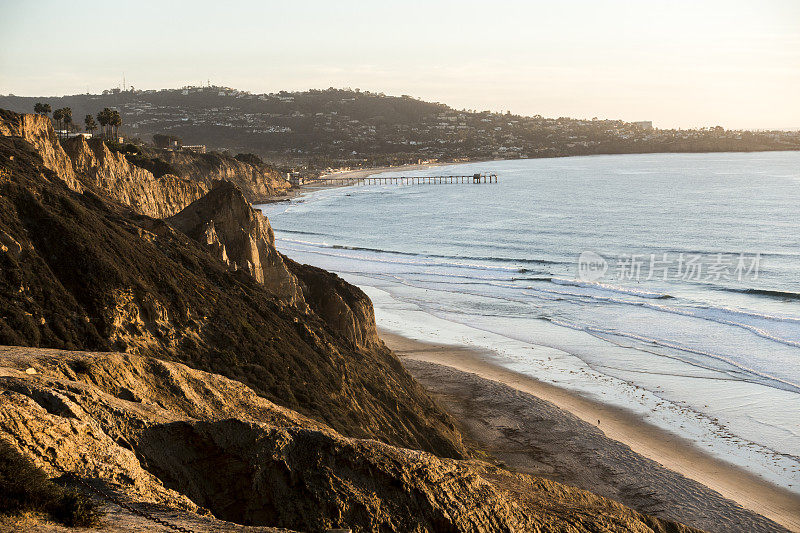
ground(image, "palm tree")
xmin=97 ymin=108 xmax=111 ymax=138
xmin=33 ymin=103 xmax=51 ymax=116
xmin=52 ymin=108 xmax=65 ymax=138
xmin=84 ymin=114 xmax=97 ymax=137
xmin=62 ymin=107 xmax=72 ymax=132
xmin=110 ymin=110 xmax=122 ymax=139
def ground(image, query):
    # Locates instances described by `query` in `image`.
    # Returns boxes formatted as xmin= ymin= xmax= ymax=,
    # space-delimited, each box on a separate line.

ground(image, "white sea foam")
xmin=261 ymin=151 xmax=800 ymax=494
xmin=549 ymin=277 xmax=672 ymax=299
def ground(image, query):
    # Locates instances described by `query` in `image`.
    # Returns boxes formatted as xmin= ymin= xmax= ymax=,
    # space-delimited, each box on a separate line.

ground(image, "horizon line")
xmin=1 ymin=84 xmax=798 ymax=133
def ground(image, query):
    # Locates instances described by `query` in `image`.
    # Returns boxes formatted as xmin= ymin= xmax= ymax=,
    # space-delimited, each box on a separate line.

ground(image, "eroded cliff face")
xmin=166 ymin=182 xmax=385 ymax=348
xmin=63 ymin=136 xmax=207 ymax=218
xmin=0 ymin=111 xmax=707 ymax=533
xmin=156 ymin=150 xmax=290 ymax=203
xmin=286 ymin=258 xmax=380 ymax=350
xmin=0 ymin=345 xmax=702 ymax=533
xmin=0 ymin=132 xmax=466 ymax=458
xmin=0 ymin=110 xmax=287 ymax=219
xmin=167 ymin=181 xmax=304 ymax=305
xmin=0 ymin=109 xmax=81 ymax=191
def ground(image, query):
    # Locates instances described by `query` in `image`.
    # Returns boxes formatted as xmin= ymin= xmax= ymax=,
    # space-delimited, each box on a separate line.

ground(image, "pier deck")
xmin=309 ymin=173 xmax=498 ymax=186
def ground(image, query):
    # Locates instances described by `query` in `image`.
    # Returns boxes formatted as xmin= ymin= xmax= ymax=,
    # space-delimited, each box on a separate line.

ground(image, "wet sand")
xmin=383 ymin=331 xmax=800 ymax=532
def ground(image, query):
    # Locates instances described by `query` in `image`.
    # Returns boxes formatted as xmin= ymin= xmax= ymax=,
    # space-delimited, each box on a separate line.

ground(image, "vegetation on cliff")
xmin=0 ymin=123 xmax=464 ymax=458
xmin=4 ymin=87 xmax=799 ymax=171
xmin=0 ymin=109 xmax=713 ymax=531
xmin=0 ymin=439 xmax=102 ymax=527
xmin=0 ymin=345 xmax=702 ymax=532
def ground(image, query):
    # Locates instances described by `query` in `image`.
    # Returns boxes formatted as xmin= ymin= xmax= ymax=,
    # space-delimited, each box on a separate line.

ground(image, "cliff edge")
xmin=166 ymin=181 xmax=304 ymax=305
xmin=63 ymin=136 xmax=207 ymax=218
xmin=153 ymin=149 xmax=290 ymax=203
xmin=0 ymin=345 xmax=701 ymax=532
xmin=0 ymin=109 xmax=81 ymax=191
xmin=0 ymin=124 xmax=464 ymax=458
xmin=0 ymin=110 xmax=288 ymax=219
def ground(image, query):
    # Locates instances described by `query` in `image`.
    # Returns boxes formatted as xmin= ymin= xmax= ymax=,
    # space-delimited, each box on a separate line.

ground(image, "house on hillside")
xmin=287 ymin=172 xmax=304 ymax=186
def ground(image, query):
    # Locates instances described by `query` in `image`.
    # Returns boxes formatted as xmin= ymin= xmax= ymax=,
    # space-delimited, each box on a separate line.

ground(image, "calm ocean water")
xmin=259 ymin=152 xmax=800 ymax=491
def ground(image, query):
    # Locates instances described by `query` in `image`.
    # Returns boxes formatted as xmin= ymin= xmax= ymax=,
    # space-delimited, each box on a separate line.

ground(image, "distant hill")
xmin=3 ymin=87 xmax=799 ymax=171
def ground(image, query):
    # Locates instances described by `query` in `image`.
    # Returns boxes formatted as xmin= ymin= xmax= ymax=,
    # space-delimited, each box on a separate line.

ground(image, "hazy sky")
xmin=1 ymin=0 xmax=798 ymax=129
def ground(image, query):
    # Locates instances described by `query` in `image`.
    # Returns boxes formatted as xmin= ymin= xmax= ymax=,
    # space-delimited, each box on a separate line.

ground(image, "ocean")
xmin=259 ymin=152 xmax=800 ymax=492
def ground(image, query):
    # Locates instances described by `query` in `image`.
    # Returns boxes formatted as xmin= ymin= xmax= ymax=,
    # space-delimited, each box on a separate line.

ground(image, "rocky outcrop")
xmin=0 ymin=345 xmax=702 ymax=532
xmin=286 ymin=258 xmax=380 ymax=349
xmin=167 ymin=182 xmax=304 ymax=305
xmin=0 ymin=109 xmax=81 ymax=191
xmin=0 ymin=112 xmax=708 ymax=533
xmin=0 ymin=110 xmax=287 ymax=219
xmin=155 ymin=150 xmax=290 ymax=203
xmin=165 ymin=182 xmax=384 ymax=347
xmin=0 ymin=110 xmax=208 ymax=218
xmin=0 ymin=133 xmax=466 ymax=458
xmin=63 ymin=136 xmax=207 ymax=218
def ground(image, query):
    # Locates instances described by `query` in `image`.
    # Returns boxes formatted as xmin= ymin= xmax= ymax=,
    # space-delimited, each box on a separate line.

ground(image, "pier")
xmin=309 ymin=173 xmax=498 ymax=186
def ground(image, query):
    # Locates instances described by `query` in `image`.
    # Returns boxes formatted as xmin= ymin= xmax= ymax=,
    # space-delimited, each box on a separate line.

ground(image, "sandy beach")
xmin=382 ymin=331 xmax=800 ymax=533
xmin=315 ymin=161 xmax=455 ymax=182
xmin=261 ymin=161 xmax=463 ymax=203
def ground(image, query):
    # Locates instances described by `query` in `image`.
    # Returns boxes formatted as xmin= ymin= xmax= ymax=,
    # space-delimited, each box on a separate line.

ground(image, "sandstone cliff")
xmin=166 ymin=182 xmax=384 ymax=349
xmin=0 ymin=110 xmax=287 ymax=219
xmin=153 ymin=149 xmax=290 ymax=203
xmin=0 ymin=109 xmax=706 ymax=532
xmin=63 ymin=136 xmax=207 ymax=218
xmin=286 ymin=258 xmax=380 ymax=350
xmin=0 ymin=109 xmax=81 ymax=191
xmin=166 ymin=181 xmax=304 ymax=305
xmin=0 ymin=132 xmax=465 ymax=458
xmin=0 ymin=345 xmax=701 ymax=533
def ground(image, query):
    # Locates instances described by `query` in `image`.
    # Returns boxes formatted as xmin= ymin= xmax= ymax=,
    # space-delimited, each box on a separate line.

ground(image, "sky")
xmin=1 ymin=0 xmax=798 ymax=130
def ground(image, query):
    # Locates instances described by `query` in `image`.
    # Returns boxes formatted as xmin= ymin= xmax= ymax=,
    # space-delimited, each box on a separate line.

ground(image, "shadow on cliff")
xmin=0 ymin=129 xmax=463 ymax=459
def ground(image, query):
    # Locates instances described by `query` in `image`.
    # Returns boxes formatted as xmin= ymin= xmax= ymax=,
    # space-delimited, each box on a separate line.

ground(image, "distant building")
xmin=153 ymin=134 xmax=183 ymax=150
xmin=632 ymin=121 xmax=653 ymax=130
xmin=55 ymin=131 xmax=92 ymax=139
xmin=286 ymin=172 xmax=304 ymax=186
xmin=182 ymin=145 xmax=206 ymax=154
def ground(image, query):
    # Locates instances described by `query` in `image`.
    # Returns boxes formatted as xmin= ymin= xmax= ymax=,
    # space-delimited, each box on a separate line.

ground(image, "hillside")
xmin=0 ymin=110 xmax=290 ymax=219
xmin=2 ymin=87 xmax=799 ymax=172
xmin=0 ymin=344 xmax=702 ymax=532
xmin=0 ymin=114 xmax=464 ymax=458
xmin=0 ymin=110 xmax=711 ymax=531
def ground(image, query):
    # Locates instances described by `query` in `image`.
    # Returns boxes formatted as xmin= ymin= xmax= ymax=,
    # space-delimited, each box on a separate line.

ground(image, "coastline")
xmin=258 ymin=152 xmax=800 ymax=530
xmin=260 ymin=159 xmax=504 ymax=206
xmin=258 ymin=160 xmax=482 ymax=204
xmin=316 ymin=161 xmax=456 ymax=181
xmin=381 ymin=330 xmax=800 ymax=532
xmin=259 ymin=151 xmax=800 ymax=204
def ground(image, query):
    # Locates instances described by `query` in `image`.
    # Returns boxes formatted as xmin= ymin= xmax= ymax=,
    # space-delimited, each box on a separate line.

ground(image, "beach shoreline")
xmin=381 ymin=330 xmax=800 ymax=532
xmin=316 ymin=161 xmax=457 ymax=181
xmin=257 ymin=160 xmax=482 ymax=204
xmin=258 ymin=151 xmax=800 ymax=204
